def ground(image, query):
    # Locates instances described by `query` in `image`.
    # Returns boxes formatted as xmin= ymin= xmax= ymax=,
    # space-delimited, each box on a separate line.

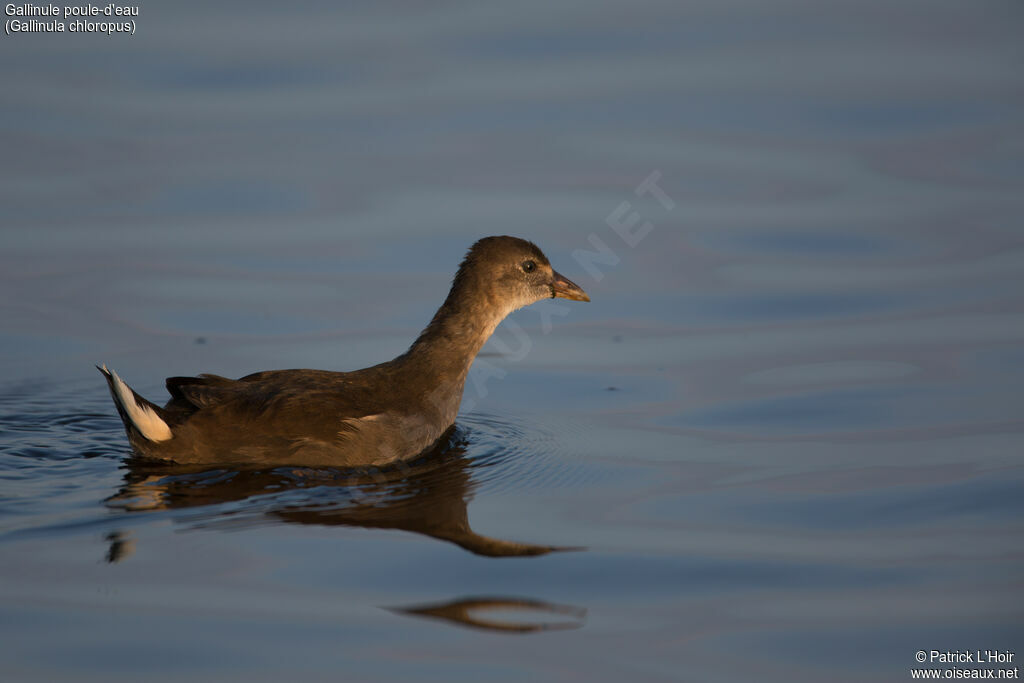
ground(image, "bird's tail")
xmin=97 ymin=365 xmax=173 ymax=442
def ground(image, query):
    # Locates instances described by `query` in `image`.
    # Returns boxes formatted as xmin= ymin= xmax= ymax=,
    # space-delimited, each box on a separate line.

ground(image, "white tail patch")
xmin=106 ymin=366 xmax=173 ymax=442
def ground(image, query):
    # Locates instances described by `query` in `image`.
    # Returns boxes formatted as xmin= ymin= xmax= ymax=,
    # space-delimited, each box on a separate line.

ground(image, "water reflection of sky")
xmin=2 ymin=1 xmax=1023 ymax=681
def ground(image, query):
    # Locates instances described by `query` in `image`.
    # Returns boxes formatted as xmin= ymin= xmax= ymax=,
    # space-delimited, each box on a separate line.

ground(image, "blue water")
xmin=2 ymin=1 xmax=1023 ymax=681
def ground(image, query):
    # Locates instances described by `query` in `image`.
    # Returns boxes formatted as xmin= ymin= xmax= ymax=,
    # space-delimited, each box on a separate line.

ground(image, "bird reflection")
xmin=104 ymin=427 xmax=579 ymax=559
xmin=390 ymin=596 xmax=587 ymax=633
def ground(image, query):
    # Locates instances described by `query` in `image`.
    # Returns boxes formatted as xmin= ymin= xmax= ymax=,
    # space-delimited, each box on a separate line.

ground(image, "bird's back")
xmin=142 ymin=366 xmax=434 ymax=466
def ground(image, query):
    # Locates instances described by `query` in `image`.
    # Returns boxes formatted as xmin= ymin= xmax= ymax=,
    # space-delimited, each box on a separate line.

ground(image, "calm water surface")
xmin=2 ymin=2 xmax=1023 ymax=681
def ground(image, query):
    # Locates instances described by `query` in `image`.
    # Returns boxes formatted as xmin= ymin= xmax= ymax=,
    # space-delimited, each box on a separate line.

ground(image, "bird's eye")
xmin=522 ymin=260 xmax=536 ymax=273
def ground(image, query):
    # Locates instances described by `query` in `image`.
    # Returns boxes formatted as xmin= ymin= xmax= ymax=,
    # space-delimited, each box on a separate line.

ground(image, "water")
xmin=2 ymin=1 xmax=1023 ymax=681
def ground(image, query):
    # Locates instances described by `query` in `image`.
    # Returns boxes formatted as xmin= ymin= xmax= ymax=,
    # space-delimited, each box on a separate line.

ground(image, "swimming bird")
xmin=99 ymin=236 xmax=589 ymax=467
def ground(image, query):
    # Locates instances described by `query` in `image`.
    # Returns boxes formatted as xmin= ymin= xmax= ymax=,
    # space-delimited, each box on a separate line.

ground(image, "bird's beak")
xmin=551 ymin=270 xmax=590 ymax=302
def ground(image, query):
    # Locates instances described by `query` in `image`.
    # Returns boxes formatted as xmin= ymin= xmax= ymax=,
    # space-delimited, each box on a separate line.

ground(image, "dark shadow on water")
xmin=389 ymin=596 xmax=587 ymax=633
xmin=104 ymin=530 xmax=136 ymax=563
xmin=104 ymin=426 xmax=583 ymax=559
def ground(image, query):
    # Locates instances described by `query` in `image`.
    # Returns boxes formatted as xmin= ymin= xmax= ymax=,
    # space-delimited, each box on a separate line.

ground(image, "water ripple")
xmin=0 ymin=379 xmax=592 ymax=549
xmin=459 ymin=411 xmax=599 ymax=494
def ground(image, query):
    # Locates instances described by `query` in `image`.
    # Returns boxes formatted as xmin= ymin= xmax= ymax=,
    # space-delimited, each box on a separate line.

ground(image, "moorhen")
xmin=99 ymin=236 xmax=589 ymax=466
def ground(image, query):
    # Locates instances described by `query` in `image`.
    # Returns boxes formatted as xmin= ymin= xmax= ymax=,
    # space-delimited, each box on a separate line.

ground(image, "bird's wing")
xmin=165 ymin=369 xmax=387 ymax=427
xmin=165 ymin=374 xmax=239 ymax=409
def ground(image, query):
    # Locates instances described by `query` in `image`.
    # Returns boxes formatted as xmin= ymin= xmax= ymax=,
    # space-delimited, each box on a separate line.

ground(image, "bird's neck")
xmin=399 ymin=279 xmax=506 ymax=386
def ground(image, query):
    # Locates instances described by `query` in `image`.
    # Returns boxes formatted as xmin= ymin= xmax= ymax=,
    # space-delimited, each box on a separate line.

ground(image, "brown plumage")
xmin=99 ymin=236 xmax=589 ymax=467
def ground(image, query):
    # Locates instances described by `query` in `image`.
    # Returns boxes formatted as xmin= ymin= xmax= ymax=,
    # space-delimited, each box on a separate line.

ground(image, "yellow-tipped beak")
xmin=551 ymin=271 xmax=590 ymax=302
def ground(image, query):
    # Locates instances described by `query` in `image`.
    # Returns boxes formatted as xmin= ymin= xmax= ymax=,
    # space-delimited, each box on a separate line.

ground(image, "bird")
xmin=99 ymin=236 xmax=590 ymax=467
